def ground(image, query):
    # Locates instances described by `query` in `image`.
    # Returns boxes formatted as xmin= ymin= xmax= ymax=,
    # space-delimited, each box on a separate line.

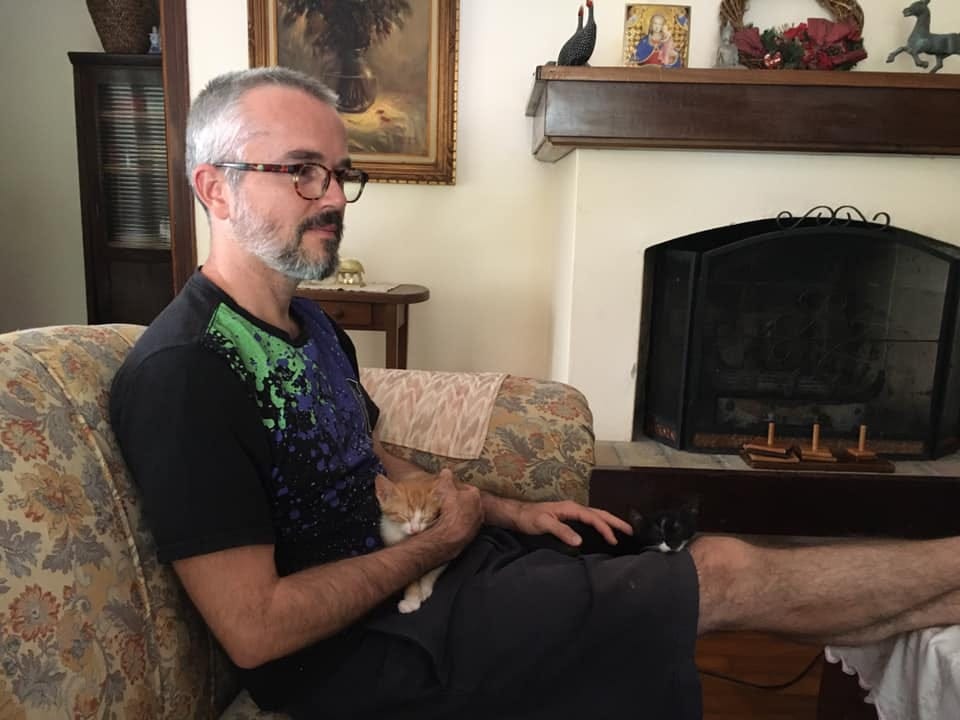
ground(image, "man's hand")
xmin=422 ymin=469 xmax=484 ymax=560
xmin=512 ymin=500 xmax=633 ymax=547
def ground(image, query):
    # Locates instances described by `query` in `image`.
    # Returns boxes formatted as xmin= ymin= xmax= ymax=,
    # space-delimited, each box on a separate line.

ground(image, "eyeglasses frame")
xmin=212 ymin=161 xmax=369 ymax=203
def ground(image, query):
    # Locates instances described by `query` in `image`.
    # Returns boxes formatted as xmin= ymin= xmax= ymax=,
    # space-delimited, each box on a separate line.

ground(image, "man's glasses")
xmin=213 ymin=162 xmax=368 ymax=203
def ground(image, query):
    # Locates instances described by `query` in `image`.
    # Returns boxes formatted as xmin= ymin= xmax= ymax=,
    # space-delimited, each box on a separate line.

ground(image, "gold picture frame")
xmin=248 ymin=0 xmax=459 ymax=184
xmin=622 ymin=4 xmax=691 ymax=68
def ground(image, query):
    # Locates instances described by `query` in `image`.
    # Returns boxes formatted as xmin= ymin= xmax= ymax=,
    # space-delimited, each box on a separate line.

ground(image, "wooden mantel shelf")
xmin=526 ymin=65 xmax=960 ymax=161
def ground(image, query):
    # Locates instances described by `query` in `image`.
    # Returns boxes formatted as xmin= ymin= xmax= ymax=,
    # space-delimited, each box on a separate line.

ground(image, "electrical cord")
xmin=697 ymin=652 xmax=823 ymax=691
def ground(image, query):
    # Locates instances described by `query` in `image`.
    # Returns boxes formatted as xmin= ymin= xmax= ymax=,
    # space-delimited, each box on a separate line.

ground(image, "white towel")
xmin=826 ymin=626 xmax=960 ymax=720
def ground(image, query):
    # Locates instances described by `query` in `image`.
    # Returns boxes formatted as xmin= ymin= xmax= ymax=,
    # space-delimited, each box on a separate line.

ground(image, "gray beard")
xmin=232 ymin=202 xmax=341 ymax=282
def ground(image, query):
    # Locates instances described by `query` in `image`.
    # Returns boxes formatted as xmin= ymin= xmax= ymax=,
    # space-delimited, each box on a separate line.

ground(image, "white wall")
xmin=186 ymin=0 xmax=251 ymax=267
xmin=0 ymin=2 xmax=103 ymax=332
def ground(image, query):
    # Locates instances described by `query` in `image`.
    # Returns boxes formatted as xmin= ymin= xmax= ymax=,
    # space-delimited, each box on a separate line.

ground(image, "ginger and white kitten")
xmin=374 ymin=473 xmax=448 ymax=614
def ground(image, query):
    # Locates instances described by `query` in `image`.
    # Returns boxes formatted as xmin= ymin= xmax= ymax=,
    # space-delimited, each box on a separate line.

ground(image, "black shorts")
xmin=267 ymin=526 xmax=702 ymax=720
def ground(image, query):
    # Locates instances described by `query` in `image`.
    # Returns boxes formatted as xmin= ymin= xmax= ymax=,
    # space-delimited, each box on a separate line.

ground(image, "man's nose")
xmin=322 ymin=175 xmax=348 ymax=208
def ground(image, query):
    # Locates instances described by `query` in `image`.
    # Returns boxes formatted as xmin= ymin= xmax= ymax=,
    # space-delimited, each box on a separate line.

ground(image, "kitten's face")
xmin=628 ymin=503 xmax=699 ymax=553
xmin=375 ymin=474 xmax=442 ymax=536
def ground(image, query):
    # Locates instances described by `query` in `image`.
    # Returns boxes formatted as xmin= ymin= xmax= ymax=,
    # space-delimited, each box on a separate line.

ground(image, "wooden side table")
xmin=296 ymin=284 xmax=429 ymax=369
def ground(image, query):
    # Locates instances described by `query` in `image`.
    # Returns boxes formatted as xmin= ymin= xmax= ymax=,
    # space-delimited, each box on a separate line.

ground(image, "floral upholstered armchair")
xmin=0 ymin=324 xmax=595 ymax=719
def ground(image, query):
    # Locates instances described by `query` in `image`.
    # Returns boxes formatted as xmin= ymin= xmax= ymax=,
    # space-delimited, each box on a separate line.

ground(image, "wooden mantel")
xmin=526 ymin=65 xmax=960 ymax=162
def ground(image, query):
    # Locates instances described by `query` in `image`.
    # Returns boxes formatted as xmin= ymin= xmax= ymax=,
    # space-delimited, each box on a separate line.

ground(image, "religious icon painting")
xmin=622 ymin=4 xmax=692 ymax=68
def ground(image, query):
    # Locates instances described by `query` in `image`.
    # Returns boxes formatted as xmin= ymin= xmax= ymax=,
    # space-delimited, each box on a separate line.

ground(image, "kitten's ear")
xmin=627 ymin=507 xmax=645 ymax=527
xmin=374 ymin=474 xmax=394 ymax=503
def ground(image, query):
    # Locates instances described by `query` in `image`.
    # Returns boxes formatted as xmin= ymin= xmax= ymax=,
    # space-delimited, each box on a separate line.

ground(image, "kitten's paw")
xmin=398 ymin=598 xmax=421 ymax=614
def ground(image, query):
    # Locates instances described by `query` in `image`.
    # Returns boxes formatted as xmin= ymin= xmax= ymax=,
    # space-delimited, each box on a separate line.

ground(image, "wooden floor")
xmin=594 ymin=440 xmax=878 ymax=720
xmin=698 ymin=632 xmax=824 ymax=720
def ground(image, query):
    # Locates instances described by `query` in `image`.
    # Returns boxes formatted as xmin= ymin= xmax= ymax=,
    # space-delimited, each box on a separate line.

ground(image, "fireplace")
xmin=637 ymin=210 xmax=960 ymax=459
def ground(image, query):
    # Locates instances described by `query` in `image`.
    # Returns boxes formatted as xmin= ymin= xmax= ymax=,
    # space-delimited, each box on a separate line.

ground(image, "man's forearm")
xmin=481 ymin=491 xmax=523 ymax=532
xmin=244 ymin=536 xmax=448 ymax=667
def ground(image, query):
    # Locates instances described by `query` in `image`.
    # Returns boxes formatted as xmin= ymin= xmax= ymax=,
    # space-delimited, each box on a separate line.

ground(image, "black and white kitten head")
xmin=628 ymin=502 xmax=699 ymax=553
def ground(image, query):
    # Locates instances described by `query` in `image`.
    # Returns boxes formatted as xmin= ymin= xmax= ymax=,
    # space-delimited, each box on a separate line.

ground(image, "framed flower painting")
xmin=248 ymin=0 xmax=459 ymax=184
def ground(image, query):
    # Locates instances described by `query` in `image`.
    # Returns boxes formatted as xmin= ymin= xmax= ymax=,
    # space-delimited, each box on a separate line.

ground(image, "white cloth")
xmin=826 ymin=627 xmax=960 ymax=720
xmin=359 ymin=368 xmax=506 ymax=460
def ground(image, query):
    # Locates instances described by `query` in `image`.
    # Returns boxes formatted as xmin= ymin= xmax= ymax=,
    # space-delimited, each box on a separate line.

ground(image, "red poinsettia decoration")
xmin=734 ymin=17 xmax=866 ymax=71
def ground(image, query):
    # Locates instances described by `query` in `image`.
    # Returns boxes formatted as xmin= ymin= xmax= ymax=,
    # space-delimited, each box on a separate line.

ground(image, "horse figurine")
xmin=886 ymin=0 xmax=960 ymax=73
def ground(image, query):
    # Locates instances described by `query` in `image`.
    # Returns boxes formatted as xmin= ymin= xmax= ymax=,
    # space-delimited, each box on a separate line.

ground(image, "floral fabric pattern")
xmin=0 ymin=326 xmax=593 ymax=719
xmin=0 ymin=325 xmax=214 ymax=720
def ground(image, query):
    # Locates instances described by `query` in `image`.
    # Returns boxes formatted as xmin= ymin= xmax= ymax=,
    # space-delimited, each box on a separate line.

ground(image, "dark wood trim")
xmin=527 ymin=65 xmax=960 ymax=161
xmin=68 ymin=55 xmax=104 ymax=323
xmin=68 ymin=52 xmax=161 ymax=67
xmin=532 ymin=65 xmax=960 ymax=90
xmin=589 ymin=466 xmax=960 ymax=539
xmin=159 ymin=0 xmax=197 ymax=293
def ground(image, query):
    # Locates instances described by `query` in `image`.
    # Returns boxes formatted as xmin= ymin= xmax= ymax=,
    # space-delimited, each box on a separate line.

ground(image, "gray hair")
xmin=185 ymin=67 xmax=338 ymax=201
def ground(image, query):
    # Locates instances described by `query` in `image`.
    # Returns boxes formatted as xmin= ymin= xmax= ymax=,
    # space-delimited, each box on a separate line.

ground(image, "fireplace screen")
xmin=638 ymin=214 xmax=960 ymax=459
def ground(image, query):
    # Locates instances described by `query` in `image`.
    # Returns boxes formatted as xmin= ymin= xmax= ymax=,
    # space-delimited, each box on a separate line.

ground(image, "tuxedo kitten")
xmin=374 ymin=473 xmax=448 ymax=614
xmin=628 ymin=501 xmax=699 ymax=553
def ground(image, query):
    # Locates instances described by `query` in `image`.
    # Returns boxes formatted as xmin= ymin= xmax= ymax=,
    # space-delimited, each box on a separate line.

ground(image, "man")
xmin=111 ymin=67 xmax=960 ymax=719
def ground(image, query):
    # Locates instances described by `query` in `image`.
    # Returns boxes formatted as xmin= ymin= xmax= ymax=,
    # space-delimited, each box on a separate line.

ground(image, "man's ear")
xmin=192 ymin=163 xmax=232 ymax=221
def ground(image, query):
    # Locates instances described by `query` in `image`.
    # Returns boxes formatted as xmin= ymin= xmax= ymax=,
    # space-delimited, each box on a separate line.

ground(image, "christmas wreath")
xmin=719 ymin=0 xmax=867 ymax=70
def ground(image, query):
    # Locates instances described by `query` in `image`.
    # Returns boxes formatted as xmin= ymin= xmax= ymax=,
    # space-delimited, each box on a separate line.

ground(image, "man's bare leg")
xmin=817 ymin=588 xmax=960 ymax=646
xmin=691 ymin=536 xmax=960 ymax=638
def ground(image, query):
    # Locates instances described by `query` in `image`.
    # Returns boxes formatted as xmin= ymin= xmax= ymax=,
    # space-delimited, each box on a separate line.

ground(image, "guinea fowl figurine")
xmin=557 ymin=0 xmax=597 ymax=66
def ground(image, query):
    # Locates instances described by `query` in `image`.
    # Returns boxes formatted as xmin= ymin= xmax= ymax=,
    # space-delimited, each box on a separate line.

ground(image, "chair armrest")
xmin=372 ymin=374 xmax=595 ymax=504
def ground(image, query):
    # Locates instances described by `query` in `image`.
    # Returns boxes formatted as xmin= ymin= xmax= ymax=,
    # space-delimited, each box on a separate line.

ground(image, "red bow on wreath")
xmin=734 ymin=17 xmax=866 ymax=70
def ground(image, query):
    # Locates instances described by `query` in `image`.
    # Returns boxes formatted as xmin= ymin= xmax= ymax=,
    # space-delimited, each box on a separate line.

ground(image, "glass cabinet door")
xmin=97 ymin=80 xmax=170 ymax=249
xmin=70 ymin=53 xmax=174 ymax=325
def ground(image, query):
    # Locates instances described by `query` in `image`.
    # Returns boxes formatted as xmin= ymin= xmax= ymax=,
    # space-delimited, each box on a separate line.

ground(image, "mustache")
xmin=297 ymin=211 xmax=344 ymax=240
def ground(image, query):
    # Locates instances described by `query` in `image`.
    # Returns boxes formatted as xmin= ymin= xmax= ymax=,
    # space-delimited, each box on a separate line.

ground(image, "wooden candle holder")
xmin=847 ymin=424 xmax=878 ymax=461
xmin=743 ymin=420 xmax=798 ymax=462
xmin=799 ymin=423 xmax=837 ymax=462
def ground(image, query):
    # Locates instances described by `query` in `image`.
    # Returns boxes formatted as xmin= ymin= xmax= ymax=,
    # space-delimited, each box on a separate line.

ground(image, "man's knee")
xmin=689 ymin=535 xmax=759 ymax=633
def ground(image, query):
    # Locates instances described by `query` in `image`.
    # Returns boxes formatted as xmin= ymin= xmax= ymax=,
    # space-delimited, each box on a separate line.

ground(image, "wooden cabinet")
xmin=69 ymin=52 xmax=173 ymax=325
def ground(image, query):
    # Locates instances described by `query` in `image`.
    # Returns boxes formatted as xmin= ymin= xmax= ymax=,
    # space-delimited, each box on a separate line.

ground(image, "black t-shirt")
xmin=110 ymin=271 xmax=385 ymax=577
